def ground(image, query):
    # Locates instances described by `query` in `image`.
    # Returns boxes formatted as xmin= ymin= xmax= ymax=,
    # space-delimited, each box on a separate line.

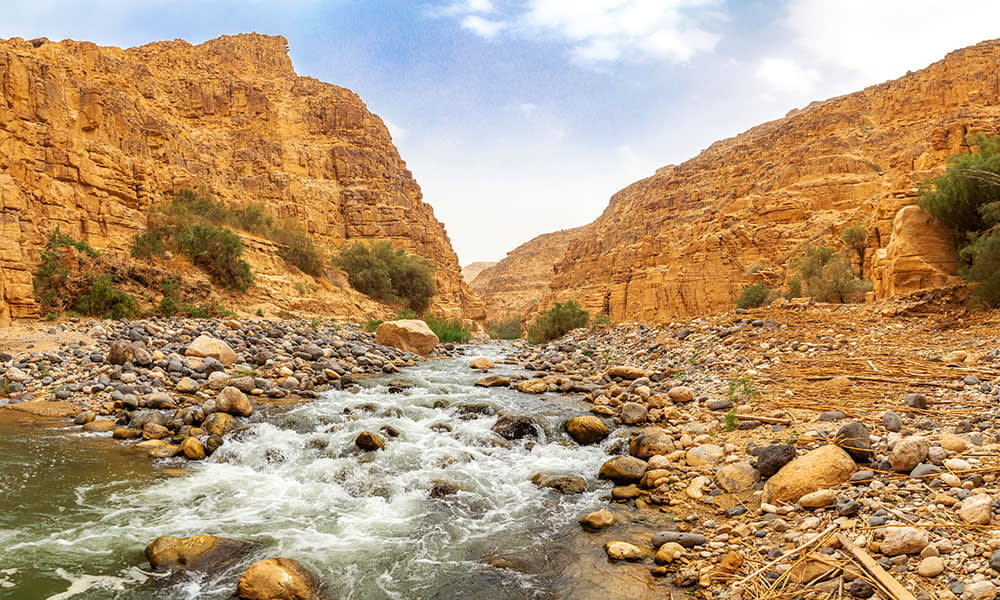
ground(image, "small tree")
xmin=840 ymin=223 xmax=869 ymax=278
xmin=735 ymin=283 xmax=771 ymax=309
xmin=333 ymin=241 xmax=436 ymax=313
xmin=791 ymin=246 xmax=871 ymax=303
xmin=528 ymin=301 xmax=589 ymax=344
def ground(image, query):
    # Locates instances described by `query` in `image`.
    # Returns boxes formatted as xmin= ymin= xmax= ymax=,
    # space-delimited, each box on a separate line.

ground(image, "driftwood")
xmin=837 ymin=534 xmax=916 ymax=600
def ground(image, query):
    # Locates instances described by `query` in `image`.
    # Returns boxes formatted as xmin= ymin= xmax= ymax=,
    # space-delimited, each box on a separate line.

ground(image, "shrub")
xmin=785 ymin=276 xmax=802 ymax=300
xmin=527 ymin=301 xmax=589 ymax=344
xmin=273 ymin=227 xmax=325 ymax=276
xmin=592 ymin=315 xmax=611 ymax=325
xmin=334 ymin=241 xmax=436 ymax=312
xmin=75 ymin=274 xmax=139 ymax=319
xmin=130 ymin=231 xmax=167 ymax=259
xmin=919 ymin=134 xmax=1000 ymax=306
xmin=34 ymin=226 xmax=100 ymax=311
xmin=735 ymin=283 xmax=772 ymax=309
xmin=791 ymin=246 xmax=871 ymax=303
xmin=173 ymin=224 xmax=253 ymax=291
xmin=423 ymin=315 xmax=471 ymax=343
xmin=488 ymin=317 xmax=522 ymax=339
xmin=959 ymin=233 xmax=1000 ymax=307
xmin=919 ymin=133 xmax=1000 ymax=235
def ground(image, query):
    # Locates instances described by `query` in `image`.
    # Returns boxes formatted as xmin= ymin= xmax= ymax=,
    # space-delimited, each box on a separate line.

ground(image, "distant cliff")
xmin=0 ymin=33 xmax=484 ymax=326
xmin=470 ymin=226 xmax=589 ymax=322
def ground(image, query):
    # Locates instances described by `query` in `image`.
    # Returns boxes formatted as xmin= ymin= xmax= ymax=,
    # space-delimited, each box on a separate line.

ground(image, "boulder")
xmin=836 ymin=422 xmax=872 ymax=462
xmin=491 ymin=415 xmax=540 ymax=440
xmin=685 ymin=444 xmax=724 ymax=468
xmin=145 ymin=534 xmax=253 ymax=572
xmin=107 ymin=340 xmax=133 ymax=365
xmin=605 ymin=366 xmax=651 ymax=380
xmin=604 ymin=541 xmax=644 ymax=561
xmin=186 ymin=335 xmax=238 ymax=364
xmin=180 ymin=436 xmax=206 ymax=460
xmin=667 ymin=386 xmax=694 ymax=403
xmin=474 ymin=375 xmax=510 ymax=388
xmin=871 ymin=205 xmax=961 ymax=299
xmin=619 ymin=402 xmax=647 ymax=425
xmin=469 ymin=357 xmax=494 ymax=370
xmin=579 ymin=509 xmax=614 ymax=530
xmin=203 ymin=412 xmax=235 ymax=436
xmin=564 ymin=415 xmax=610 ymax=445
xmin=216 ymin=386 xmax=253 ymax=417
xmin=888 ymin=435 xmax=929 ymax=473
xmin=375 ymin=320 xmax=439 ymax=356
xmin=236 ymin=558 xmax=325 ymax=600
xmin=598 ymin=456 xmax=647 ymax=484
xmin=355 ymin=431 xmax=385 ymax=451
xmin=716 ymin=462 xmax=759 ymax=493
xmin=531 ymin=473 xmax=586 ymax=494
xmin=762 ymin=445 xmax=855 ymax=504
xmin=958 ymin=494 xmax=994 ymax=525
xmin=629 ymin=429 xmax=675 ymax=459
xmin=514 ymin=379 xmax=548 ymax=394
xmin=880 ymin=527 xmax=929 ymax=556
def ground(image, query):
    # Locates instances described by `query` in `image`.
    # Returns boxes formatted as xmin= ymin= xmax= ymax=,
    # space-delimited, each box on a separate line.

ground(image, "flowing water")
xmin=0 ymin=345 xmax=627 ymax=600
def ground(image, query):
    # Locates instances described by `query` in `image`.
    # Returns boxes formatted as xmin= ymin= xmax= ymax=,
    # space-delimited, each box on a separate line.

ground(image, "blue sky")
xmin=4 ymin=1 xmax=1000 ymax=263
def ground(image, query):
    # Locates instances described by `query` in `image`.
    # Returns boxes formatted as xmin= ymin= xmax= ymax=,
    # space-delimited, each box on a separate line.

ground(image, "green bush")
xmin=791 ymin=246 xmax=871 ymax=303
xmin=919 ymin=134 xmax=1000 ymax=235
xmin=34 ymin=226 xmax=100 ymax=311
xmin=919 ymin=134 xmax=1000 ymax=306
xmin=785 ymin=276 xmax=802 ymax=300
xmin=130 ymin=231 xmax=167 ymax=259
xmin=334 ymin=241 xmax=436 ymax=312
xmin=75 ymin=274 xmax=138 ymax=319
xmin=488 ymin=317 xmax=522 ymax=339
xmin=592 ymin=315 xmax=611 ymax=325
xmin=959 ymin=233 xmax=1000 ymax=307
xmin=423 ymin=315 xmax=471 ymax=343
xmin=173 ymin=224 xmax=253 ymax=291
xmin=735 ymin=283 xmax=772 ymax=309
xmin=275 ymin=228 xmax=325 ymax=276
xmin=527 ymin=301 xmax=589 ymax=344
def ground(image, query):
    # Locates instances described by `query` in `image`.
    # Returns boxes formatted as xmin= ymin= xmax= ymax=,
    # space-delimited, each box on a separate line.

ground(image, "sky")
xmin=3 ymin=1 xmax=1000 ymax=264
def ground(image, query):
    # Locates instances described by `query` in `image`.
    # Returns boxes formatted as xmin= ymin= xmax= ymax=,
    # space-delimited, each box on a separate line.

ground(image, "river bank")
xmin=6 ymin=291 xmax=1000 ymax=599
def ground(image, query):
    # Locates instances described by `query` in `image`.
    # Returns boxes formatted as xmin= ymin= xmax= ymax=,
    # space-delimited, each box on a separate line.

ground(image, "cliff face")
xmin=470 ymin=226 xmax=590 ymax=322
xmin=530 ymin=40 xmax=1000 ymax=323
xmin=0 ymin=33 xmax=484 ymax=326
xmin=461 ymin=262 xmax=497 ymax=285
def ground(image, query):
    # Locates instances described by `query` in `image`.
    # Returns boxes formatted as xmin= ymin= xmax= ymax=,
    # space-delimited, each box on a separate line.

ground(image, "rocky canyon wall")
xmin=470 ymin=226 xmax=590 ymax=322
xmin=528 ymin=40 xmax=1000 ymax=323
xmin=0 ymin=33 xmax=484 ymax=327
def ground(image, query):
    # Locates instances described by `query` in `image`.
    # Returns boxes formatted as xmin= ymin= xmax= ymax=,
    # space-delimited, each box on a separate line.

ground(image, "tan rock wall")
xmin=0 ymin=33 xmax=483 ymax=326
xmin=470 ymin=226 xmax=589 ymax=322
xmin=529 ymin=40 xmax=1000 ymax=323
xmin=871 ymin=205 xmax=961 ymax=298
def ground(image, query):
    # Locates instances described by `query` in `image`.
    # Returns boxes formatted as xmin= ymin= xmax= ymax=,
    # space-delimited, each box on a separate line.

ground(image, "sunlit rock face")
xmin=0 ymin=33 xmax=484 ymax=326
xmin=527 ymin=39 xmax=1000 ymax=323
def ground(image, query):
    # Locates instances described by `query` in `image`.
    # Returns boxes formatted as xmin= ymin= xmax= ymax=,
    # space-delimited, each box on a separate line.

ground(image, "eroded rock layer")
xmin=470 ymin=226 xmax=589 ymax=322
xmin=532 ymin=40 xmax=1000 ymax=323
xmin=0 ymin=33 xmax=484 ymax=326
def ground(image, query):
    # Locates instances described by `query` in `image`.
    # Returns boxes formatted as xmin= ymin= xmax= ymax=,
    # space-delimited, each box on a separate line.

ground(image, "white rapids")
xmin=8 ymin=345 xmax=618 ymax=600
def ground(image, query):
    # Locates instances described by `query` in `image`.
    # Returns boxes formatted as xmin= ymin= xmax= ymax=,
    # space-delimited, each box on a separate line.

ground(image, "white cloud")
xmin=523 ymin=0 xmax=723 ymax=63
xmin=755 ymin=57 xmax=818 ymax=94
xmin=461 ymin=15 xmax=505 ymax=38
xmin=519 ymin=102 xmax=538 ymax=117
xmin=434 ymin=0 xmax=724 ymax=64
xmin=782 ymin=0 xmax=1000 ymax=88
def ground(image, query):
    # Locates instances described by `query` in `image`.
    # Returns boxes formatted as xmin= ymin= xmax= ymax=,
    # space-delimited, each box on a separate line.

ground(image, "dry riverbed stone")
xmin=762 ymin=444 xmax=855 ymax=504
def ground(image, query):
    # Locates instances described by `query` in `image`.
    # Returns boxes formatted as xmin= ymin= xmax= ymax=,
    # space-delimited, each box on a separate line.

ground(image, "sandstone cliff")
xmin=461 ymin=262 xmax=496 ymax=285
xmin=529 ymin=40 xmax=1000 ymax=323
xmin=470 ymin=226 xmax=590 ymax=322
xmin=0 ymin=33 xmax=484 ymax=327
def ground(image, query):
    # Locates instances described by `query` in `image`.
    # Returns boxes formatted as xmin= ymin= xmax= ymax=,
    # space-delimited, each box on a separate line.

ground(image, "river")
xmin=0 ymin=344 xmax=651 ymax=600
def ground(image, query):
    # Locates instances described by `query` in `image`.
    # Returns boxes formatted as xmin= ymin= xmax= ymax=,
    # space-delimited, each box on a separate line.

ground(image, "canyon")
xmin=475 ymin=40 xmax=1000 ymax=324
xmin=0 ymin=33 xmax=484 ymax=328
